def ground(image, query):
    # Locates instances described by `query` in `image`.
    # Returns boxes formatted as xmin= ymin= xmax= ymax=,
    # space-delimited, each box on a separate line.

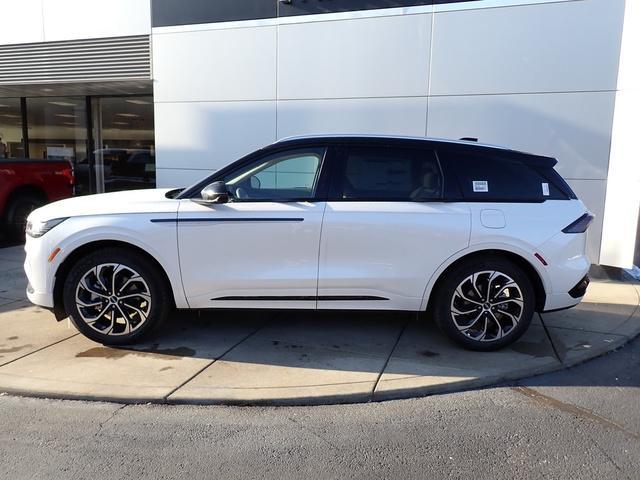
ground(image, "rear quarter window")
xmin=440 ymin=151 xmax=569 ymax=202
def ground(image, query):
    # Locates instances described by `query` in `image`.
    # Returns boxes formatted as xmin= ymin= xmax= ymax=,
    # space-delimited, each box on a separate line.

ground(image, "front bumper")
xmin=24 ymin=234 xmax=55 ymax=309
xmin=26 ymin=282 xmax=54 ymax=308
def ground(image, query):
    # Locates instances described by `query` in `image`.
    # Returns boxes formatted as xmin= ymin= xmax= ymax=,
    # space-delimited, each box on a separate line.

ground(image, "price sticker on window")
xmin=542 ymin=182 xmax=550 ymax=196
xmin=472 ymin=180 xmax=489 ymax=193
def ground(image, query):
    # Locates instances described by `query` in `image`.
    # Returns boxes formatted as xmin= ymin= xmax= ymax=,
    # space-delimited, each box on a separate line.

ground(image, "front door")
xmin=177 ymin=146 xmax=328 ymax=309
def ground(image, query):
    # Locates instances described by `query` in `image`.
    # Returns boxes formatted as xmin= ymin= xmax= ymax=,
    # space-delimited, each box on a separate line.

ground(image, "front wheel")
xmin=63 ymin=248 xmax=170 ymax=345
xmin=433 ymin=257 xmax=535 ymax=351
xmin=5 ymin=193 xmax=45 ymax=240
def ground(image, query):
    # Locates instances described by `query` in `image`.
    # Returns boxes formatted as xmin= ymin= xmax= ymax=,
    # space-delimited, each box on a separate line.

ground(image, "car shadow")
xmin=91 ymin=304 xmax=639 ymax=389
xmin=1 ymin=243 xmax=638 ymax=392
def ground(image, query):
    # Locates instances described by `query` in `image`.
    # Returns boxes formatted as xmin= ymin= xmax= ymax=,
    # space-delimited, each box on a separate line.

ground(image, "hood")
xmin=30 ymin=188 xmax=179 ymax=222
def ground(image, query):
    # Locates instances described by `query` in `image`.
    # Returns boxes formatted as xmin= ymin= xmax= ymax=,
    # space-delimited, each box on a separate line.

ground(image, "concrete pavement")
xmin=1 ymin=244 xmax=639 ymax=405
xmin=2 ymin=335 xmax=639 ymax=479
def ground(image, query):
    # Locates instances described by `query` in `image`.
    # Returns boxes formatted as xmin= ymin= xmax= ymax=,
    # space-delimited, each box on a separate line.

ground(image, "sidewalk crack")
xmin=537 ymin=313 xmax=564 ymax=364
xmin=0 ymin=333 xmax=79 ymax=369
xmin=162 ymin=323 xmax=264 ymax=401
xmin=585 ymin=430 xmax=629 ymax=479
xmin=512 ymin=386 xmax=639 ymax=441
xmin=95 ymin=404 xmax=127 ymax=437
xmin=370 ymin=315 xmax=411 ymax=401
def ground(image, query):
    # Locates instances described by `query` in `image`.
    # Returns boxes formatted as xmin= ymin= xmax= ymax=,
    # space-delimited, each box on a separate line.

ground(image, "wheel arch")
xmin=3 ymin=185 xmax=47 ymax=217
xmin=6 ymin=184 xmax=48 ymax=201
xmin=422 ymin=248 xmax=547 ymax=314
xmin=52 ymin=239 xmax=176 ymax=321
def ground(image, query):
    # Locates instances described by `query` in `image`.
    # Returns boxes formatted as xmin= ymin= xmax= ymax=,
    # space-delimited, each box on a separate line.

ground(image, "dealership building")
xmin=0 ymin=0 xmax=638 ymax=268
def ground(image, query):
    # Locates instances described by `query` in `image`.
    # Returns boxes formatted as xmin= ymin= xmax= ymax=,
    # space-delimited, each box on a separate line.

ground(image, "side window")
xmin=331 ymin=146 xmax=442 ymax=201
xmin=442 ymin=151 xmax=565 ymax=202
xmin=223 ymin=147 xmax=325 ymax=201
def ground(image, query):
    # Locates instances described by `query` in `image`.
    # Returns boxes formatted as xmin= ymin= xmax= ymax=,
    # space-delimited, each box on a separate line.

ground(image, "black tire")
xmin=4 ymin=193 xmax=45 ymax=240
xmin=63 ymin=247 xmax=170 ymax=345
xmin=433 ymin=256 xmax=535 ymax=351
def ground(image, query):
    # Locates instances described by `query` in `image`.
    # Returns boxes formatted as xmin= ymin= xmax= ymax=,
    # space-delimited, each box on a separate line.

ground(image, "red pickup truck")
xmin=0 ymin=160 xmax=75 ymax=239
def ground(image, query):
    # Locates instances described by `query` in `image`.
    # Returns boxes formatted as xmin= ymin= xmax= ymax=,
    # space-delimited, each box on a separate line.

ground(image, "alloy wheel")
xmin=74 ymin=263 xmax=152 ymax=336
xmin=450 ymin=270 xmax=524 ymax=342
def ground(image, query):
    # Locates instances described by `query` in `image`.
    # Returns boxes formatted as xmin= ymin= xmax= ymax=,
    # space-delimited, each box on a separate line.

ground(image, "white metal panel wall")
xmin=427 ymin=91 xmax=617 ymax=262
xmin=154 ymin=101 xmax=277 ymax=186
xmin=278 ymin=14 xmax=431 ymax=99
xmin=152 ymin=0 xmax=628 ymax=264
xmin=600 ymin=1 xmax=640 ymax=268
xmin=277 ymin=13 xmax=431 ymax=140
xmin=0 ymin=0 xmax=151 ymax=46
xmin=277 ymin=97 xmax=429 ymax=139
xmin=153 ymin=25 xmax=278 ymax=185
xmin=427 ymin=0 xmax=624 ymax=263
xmin=42 ymin=0 xmax=151 ymax=42
xmin=0 ymin=0 xmax=45 ymax=45
xmin=429 ymin=0 xmax=623 ymax=95
xmin=153 ymin=26 xmax=277 ymax=103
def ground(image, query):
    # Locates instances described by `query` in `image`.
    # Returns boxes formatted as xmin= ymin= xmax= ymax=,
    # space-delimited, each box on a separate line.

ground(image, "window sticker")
xmin=542 ymin=182 xmax=550 ymax=196
xmin=472 ymin=180 xmax=489 ymax=193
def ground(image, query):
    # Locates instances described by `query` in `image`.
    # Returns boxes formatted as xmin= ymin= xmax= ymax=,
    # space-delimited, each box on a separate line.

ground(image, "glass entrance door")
xmin=93 ymin=96 xmax=155 ymax=193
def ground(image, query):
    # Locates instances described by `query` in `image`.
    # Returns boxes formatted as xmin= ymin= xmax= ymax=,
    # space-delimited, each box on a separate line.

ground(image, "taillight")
xmin=562 ymin=213 xmax=594 ymax=234
xmin=62 ymin=161 xmax=75 ymax=194
xmin=64 ymin=167 xmax=75 ymax=186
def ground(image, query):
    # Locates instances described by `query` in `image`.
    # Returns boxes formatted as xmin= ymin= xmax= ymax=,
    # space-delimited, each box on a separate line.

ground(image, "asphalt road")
xmin=1 ymin=336 xmax=638 ymax=480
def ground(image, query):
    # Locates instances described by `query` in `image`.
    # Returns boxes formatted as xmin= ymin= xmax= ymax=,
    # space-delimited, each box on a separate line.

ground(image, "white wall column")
xmin=600 ymin=0 xmax=640 ymax=268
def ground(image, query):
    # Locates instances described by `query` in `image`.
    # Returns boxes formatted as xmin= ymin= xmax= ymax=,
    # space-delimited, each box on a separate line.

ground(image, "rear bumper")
xmin=568 ymin=274 xmax=590 ymax=299
xmin=538 ymin=225 xmax=590 ymax=312
xmin=542 ymin=275 xmax=590 ymax=312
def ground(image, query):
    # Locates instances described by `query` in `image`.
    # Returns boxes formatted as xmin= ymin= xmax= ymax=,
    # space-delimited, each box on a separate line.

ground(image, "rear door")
xmin=317 ymin=144 xmax=470 ymax=311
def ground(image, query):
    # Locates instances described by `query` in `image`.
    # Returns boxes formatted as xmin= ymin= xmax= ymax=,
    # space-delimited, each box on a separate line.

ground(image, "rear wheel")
xmin=63 ymin=247 xmax=170 ymax=345
xmin=4 ymin=193 xmax=45 ymax=240
xmin=433 ymin=256 xmax=535 ymax=351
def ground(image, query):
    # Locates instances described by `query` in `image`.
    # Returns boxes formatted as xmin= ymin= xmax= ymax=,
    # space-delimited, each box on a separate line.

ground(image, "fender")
xmin=419 ymin=241 xmax=551 ymax=311
xmin=49 ymin=221 xmax=189 ymax=309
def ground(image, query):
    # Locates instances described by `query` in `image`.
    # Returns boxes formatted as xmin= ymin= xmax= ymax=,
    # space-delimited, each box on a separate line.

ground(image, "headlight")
xmin=25 ymin=217 xmax=68 ymax=238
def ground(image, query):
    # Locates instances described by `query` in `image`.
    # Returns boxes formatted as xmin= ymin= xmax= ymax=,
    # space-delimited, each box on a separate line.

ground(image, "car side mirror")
xmin=199 ymin=181 xmax=229 ymax=204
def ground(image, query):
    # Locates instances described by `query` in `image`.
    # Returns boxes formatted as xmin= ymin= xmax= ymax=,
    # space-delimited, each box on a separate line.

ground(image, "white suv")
xmin=24 ymin=136 xmax=593 ymax=350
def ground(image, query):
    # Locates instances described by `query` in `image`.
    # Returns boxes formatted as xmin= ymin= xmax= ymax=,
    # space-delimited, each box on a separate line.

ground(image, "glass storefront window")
xmin=0 ymin=93 xmax=155 ymax=195
xmin=0 ymin=98 xmax=24 ymax=159
xmin=26 ymin=96 xmax=91 ymax=194
xmin=95 ymin=96 xmax=155 ymax=192
xmin=26 ymin=96 xmax=87 ymax=161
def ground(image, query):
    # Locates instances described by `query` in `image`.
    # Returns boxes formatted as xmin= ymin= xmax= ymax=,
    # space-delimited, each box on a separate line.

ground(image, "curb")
xmin=1 ymin=329 xmax=637 ymax=407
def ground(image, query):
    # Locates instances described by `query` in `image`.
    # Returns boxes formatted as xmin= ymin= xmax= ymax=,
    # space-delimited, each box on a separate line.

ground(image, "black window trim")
xmin=152 ymin=0 xmax=484 ymax=28
xmin=178 ymin=137 xmax=572 ymax=205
